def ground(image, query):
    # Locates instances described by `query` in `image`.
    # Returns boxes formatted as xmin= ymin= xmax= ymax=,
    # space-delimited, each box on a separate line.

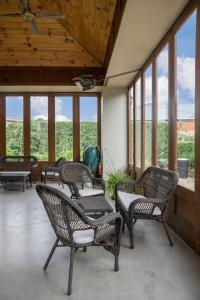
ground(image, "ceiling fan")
xmin=0 ymin=0 xmax=65 ymax=34
xmin=73 ymin=68 xmax=141 ymax=91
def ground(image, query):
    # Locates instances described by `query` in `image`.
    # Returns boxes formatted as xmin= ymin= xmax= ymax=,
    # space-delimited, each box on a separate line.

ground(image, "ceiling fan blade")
xmin=19 ymin=0 xmax=28 ymax=10
xmin=35 ymin=12 xmax=65 ymax=19
xmin=31 ymin=20 xmax=39 ymax=34
xmin=0 ymin=13 xmax=21 ymax=17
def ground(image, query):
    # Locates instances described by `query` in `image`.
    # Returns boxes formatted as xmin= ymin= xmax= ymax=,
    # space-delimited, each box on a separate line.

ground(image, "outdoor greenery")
xmin=6 ymin=119 xmax=97 ymax=161
xmin=106 ymin=170 xmax=130 ymax=200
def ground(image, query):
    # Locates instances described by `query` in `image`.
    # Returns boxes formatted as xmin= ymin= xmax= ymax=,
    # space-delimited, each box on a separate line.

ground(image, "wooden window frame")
xmin=0 ymin=92 xmax=101 ymax=164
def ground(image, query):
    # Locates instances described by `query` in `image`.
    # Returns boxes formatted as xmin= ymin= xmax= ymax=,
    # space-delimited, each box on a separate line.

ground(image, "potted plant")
xmin=106 ymin=169 xmax=130 ymax=200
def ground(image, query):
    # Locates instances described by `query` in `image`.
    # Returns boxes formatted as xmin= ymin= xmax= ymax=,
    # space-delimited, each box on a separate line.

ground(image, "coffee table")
xmin=0 ymin=171 xmax=31 ymax=192
xmin=78 ymin=195 xmax=113 ymax=218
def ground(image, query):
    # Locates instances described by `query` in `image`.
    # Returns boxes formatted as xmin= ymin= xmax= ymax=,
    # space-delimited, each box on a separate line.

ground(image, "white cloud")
xmin=158 ymin=76 xmax=169 ymax=105
xmin=55 ymin=114 xmax=71 ymax=121
xmin=33 ymin=115 xmax=48 ymax=120
xmin=177 ymin=56 xmax=195 ymax=99
xmin=157 ymin=48 xmax=168 ymax=74
xmin=145 ymin=76 xmax=152 ymax=104
xmin=31 ymin=96 xmax=48 ymax=117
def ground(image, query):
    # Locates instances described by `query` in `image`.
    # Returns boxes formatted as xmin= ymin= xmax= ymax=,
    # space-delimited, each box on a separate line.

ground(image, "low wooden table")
xmin=0 ymin=171 xmax=31 ymax=192
xmin=78 ymin=195 xmax=113 ymax=218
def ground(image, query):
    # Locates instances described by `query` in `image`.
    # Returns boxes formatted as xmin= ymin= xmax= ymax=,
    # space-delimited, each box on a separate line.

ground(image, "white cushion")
xmin=78 ymin=188 xmax=104 ymax=197
xmin=73 ymin=229 xmax=94 ymax=244
xmin=42 ymin=172 xmax=59 ymax=176
xmin=118 ymin=191 xmax=161 ymax=216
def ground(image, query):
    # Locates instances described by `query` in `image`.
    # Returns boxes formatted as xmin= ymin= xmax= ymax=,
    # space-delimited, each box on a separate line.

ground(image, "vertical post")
xmin=127 ymin=89 xmax=130 ymax=166
xmin=48 ymin=94 xmax=55 ymax=163
xmin=152 ymin=57 xmax=158 ymax=166
xmin=0 ymin=93 xmax=6 ymax=156
xmin=133 ymin=84 xmax=136 ymax=179
xmin=24 ymin=93 xmax=30 ymax=156
xmin=168 ymin=36 xmax=177 ymax=171
xmin=141 ymin=71 xmax=145 ymax=172
xmin=73 ymin=94 xmax=80 ymax=162
xmin=195 ymin=2 xmax=200 ymax=254
xmin=97 ymin=93 xmax=101 ymax=150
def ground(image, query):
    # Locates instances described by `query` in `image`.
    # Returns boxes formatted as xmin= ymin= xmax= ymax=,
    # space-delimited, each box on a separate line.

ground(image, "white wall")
xmin=102 ymin=87 xmax=127 ymax=176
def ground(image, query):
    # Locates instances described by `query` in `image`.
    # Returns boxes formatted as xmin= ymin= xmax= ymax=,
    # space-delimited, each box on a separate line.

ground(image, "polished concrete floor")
xmin=0 ymin=184 xmax=200 ymax=300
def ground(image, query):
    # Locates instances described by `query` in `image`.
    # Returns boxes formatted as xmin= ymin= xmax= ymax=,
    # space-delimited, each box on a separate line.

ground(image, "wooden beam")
xmin=0 ymin=67 xmax=103 ymax=86
xmin=103 ymin=0 xmax=127 ymax=73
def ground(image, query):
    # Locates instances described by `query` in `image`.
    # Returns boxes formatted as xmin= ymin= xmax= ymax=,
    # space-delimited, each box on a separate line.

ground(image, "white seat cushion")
xmin=78 ymin=188 xmax=104 ymax=197
xmin=42 ymin=172 xmax=59 ymax=176
xmin=118 ymin=191 xmax=161 ymax=216
xmin=73 ymin=229 xmax=94 ymax=244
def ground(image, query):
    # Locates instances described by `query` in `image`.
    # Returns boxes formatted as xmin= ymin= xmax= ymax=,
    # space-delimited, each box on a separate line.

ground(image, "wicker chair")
xmin=116 ymin=167 xmax=179 ymax=249
xmin=60 ymin=162 xmax=105 ymax=198
xmin=36 ymin=184 xmax=122 ymax=296
xmin=41 ymin=157 xmax=65 ymax=186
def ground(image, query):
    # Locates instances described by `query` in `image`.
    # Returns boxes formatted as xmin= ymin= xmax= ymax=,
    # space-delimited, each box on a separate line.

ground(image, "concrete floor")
xmin=0 ymin=184 xmax=200 ymax=300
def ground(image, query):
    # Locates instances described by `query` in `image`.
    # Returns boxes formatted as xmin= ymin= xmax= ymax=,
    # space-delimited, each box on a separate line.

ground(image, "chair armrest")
xmin=92 ymin=177 xmax=105 ymax=190
xmin=62 ymin=181 xmax=80 ymax=198
xmin=87 ymin=212 xmax=122 ymax=227
xmin=42 ymin=165 xmax=54 ymax=171
xmin=116 ymin=180 xmax=137 ymax=194
xmin=129 ymin=197 xmax=167 ymax=216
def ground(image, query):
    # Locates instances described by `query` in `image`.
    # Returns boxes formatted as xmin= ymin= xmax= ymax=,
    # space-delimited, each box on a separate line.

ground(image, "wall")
xmin=102 ymin=87 xmax=127 ymax=176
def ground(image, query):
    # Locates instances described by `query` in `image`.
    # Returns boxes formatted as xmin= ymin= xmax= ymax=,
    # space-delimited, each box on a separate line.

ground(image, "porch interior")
xmin=0 ymin=0 xmax=200 ymax=299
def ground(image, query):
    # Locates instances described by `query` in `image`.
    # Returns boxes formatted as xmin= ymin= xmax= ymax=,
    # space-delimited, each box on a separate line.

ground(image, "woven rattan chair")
xmin=36 ymin=184 xmax=122 ymax=296
xmin=41 ymin=157 xmax=65 ymax=186
xmin=116 ymin=167 xmax=178 ymax=249
xmin=60 ymin=162 xmax=105 ymax=198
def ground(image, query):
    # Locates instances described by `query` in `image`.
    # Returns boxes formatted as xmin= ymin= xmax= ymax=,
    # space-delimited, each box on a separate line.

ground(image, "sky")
xmin=6 ymin=95 xmax=98 ymax=121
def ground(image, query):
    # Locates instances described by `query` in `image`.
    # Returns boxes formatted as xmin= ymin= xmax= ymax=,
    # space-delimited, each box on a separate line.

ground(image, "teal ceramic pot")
xmin=83 ymin=146 xmax=101 ymax=176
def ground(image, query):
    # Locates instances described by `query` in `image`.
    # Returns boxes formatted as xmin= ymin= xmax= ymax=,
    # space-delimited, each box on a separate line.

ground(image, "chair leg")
xmin=114 ymin=252 xmax=119 ymax=272
xmin=43 ymin=238 xmax=59 ymax=270
xmin=129 ymin=220 xmax=134 ymax=249
xmin=67 ymin=247 xmax=75 ymax=296
xmin=161 ymin=217 xmax=173 ymax=247
xmin=122 ymin=221 xmax=125 ymax=233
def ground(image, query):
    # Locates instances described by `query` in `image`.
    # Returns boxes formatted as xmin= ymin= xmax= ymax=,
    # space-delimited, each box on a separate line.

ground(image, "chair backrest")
xmin=139 ymin=167 xmax=178 ymax=201
xmin=0 ymin=156 xmax=38 ymax=171
xmin=36 ymin=184 xmax=90 ymax=245
xmin=60 ymin=162 xmax=93 ymax=185
xmin=55 ymin=157 xmax=66 ymax=167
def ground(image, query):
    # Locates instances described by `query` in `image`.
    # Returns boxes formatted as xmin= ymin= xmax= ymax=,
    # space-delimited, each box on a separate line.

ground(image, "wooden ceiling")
xmin=0 ymin=0 xmax=116 ymax=67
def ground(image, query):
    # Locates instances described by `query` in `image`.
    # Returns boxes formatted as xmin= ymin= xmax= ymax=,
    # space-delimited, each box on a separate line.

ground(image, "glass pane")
xmin=176 ymin=11 xmax=196 ymax=190
xmin=129 ymin=86 xmax=134 ymax=165
xmin=6 ymin=96 xmax=23 ymax=155
xmin=157 ymin=45 xmax=169 ymax=168
xmin=55 ymin=96 xmax=73 ymax=161
xmin=144 ymin=65 xmax=152 ymax=168
xmin=30 ymin=96 xmax=48 ymax=161
xmin=135 ymin=78 xmax=141 ymax=168
xmin=80 ymin=96 xmax=98 ymax=160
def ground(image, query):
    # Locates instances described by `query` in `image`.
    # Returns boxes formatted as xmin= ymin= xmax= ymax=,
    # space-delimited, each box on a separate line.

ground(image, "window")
xmin=176 ymin=11 xmax=196 ymax=190
xmin=80 ymin=96 xmax=98 ymax=160
xmin=144 ymin=65 xmax=153 ymax=168
xmin=6 ymin=96 xmax=23 ymax=155
xmin=157 ymin=45 xmax=169 ymax=168
xmin=55 ymin=96 xmax=73 ymax=161
xmin=129 ymin=86 xmax=134 ymax=165
xmin=135 ymin=78 xmax=142 ymax=168
xmin=30 ymin=96 xmax=48 ymax=160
